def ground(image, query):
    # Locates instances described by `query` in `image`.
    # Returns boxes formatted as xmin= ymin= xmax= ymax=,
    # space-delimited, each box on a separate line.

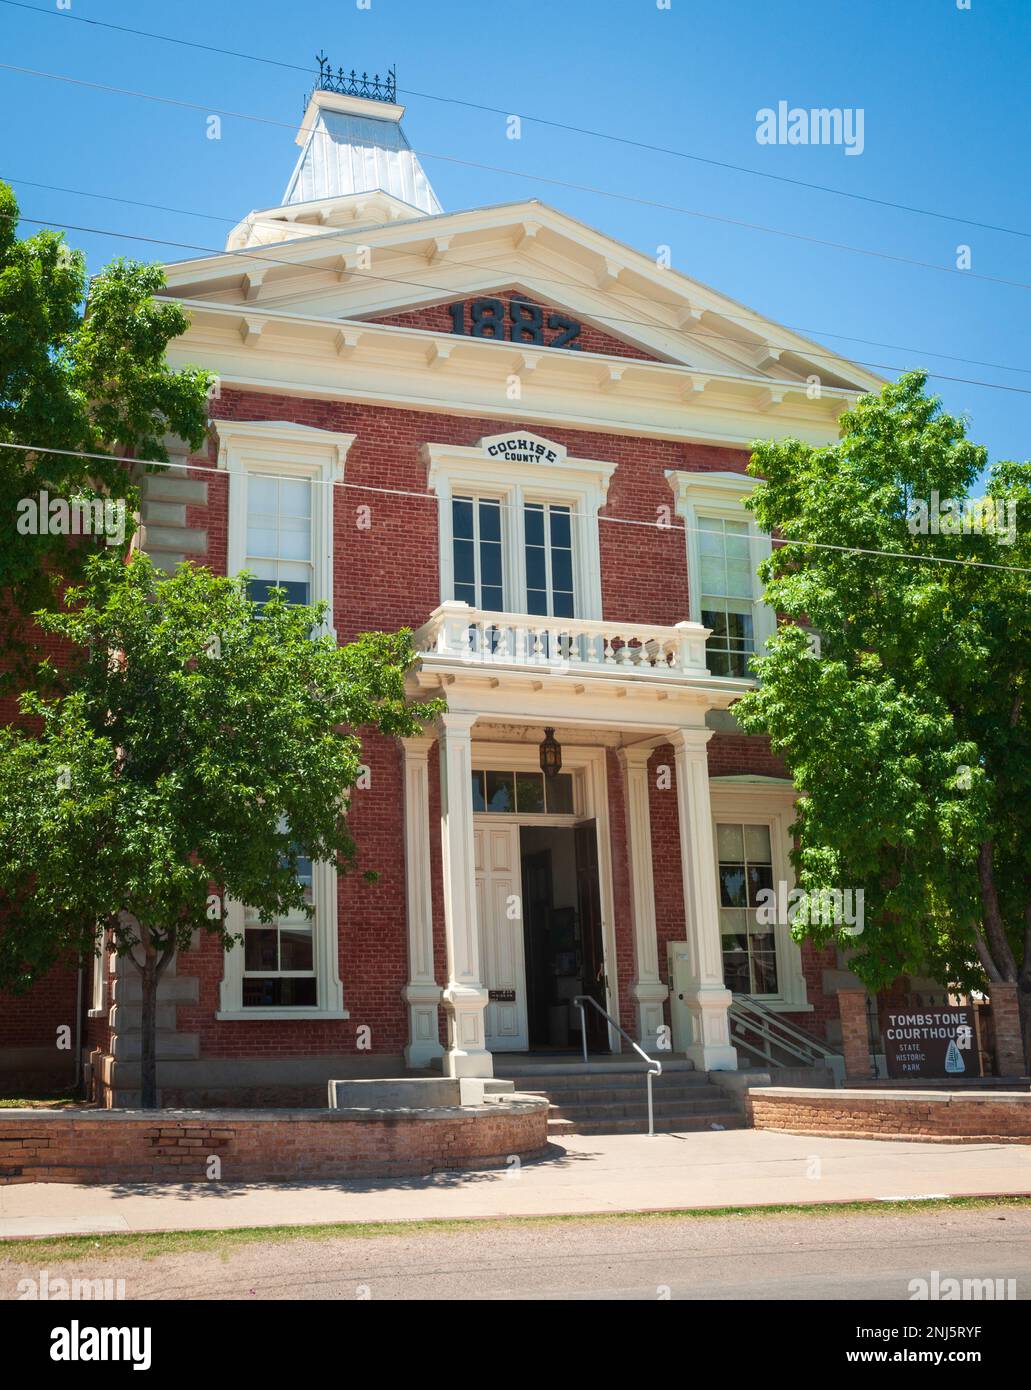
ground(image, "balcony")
xmin=412 ymin=601 xmax=712 ymax=685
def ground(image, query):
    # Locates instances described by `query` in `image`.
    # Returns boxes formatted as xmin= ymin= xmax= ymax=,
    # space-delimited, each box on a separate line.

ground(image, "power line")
xmin=7 ymin=172 xmax=1030 ymax=382
xmin=3 ymin=440 xmax=1027 ymax=575
xmin=9 ymin=207 xmax=1031 ymax=399
xmin=2 ymin=0 xmax=1026 ymax=242
xmin=3 ymin=62 xmax=1030 ymax=295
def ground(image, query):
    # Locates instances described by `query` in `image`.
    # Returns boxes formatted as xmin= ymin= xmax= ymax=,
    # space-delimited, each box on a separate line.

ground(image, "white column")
xmin=401 ymin=736 xmax=444 ymax=1069
xmin=671 ymin=728 xmax=737 ymax=1070
xmin=617 ymin=747 xmax=668 ymax=1051
xmin=437 ymin=712 xmax=493 ymax=1078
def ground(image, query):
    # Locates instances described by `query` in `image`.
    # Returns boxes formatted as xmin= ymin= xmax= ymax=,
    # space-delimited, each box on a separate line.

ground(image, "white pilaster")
xmin=617 ymin=747 xmax=668 ymax=1051
xmin=672 ymin=728 xmax=737 ymax=1070
xmin=437 ymin=712 xmax=493 ymax=1078
xmin=402 ymin=736 xmax=444 ymax=1069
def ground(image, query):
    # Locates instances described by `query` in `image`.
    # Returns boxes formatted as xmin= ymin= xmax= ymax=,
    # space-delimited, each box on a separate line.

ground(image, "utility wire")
xmin=2 ymin=62 xmax=1029 ymax=294
xmin=2 ymin=441 xmax=1027 ymax=575
xmin=1 ymin=0 xmax=1026 ymax=241
xmin=5 ymin=173 xmax=1031 ymax=382
xmin=8 ymin=208 xmax=1031 ymax=399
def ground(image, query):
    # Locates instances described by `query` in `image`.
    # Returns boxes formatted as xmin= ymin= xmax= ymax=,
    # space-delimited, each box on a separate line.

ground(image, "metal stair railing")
xmin=573 ymin=994 xmax=662 ymax=1137
xmin=729 ymin=996 xmax=844 ymax=1082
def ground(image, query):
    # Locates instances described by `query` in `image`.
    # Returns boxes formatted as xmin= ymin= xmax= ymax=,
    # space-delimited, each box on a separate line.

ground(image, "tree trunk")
xmin=136 ymin=935 xmax=175 ymax=1110
xmin=139 ymin=950 xmax=159 ymax=1110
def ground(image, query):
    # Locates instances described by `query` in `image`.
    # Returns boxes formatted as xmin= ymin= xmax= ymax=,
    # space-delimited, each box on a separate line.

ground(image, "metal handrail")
xmin=728 ymin=996 xmax=843 ymax=1078
xmin=573 ymin=994 xmax=662 ymax=1137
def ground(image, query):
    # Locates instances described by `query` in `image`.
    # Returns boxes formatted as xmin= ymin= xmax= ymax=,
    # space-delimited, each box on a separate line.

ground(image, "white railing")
xmin=413 ymin=601 xmax=711 ymax=679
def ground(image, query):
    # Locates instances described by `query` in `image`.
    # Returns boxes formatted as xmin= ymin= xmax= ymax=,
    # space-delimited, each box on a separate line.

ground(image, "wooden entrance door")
xmin=574 ymin=820 xmax=610 ymax=1052
xmin=475 ymin=821 xmax=529 ymax=1051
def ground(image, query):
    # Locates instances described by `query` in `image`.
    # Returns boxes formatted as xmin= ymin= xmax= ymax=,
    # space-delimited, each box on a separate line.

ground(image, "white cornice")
xmin=170 ymin=298 xmax=862 ymax=406
xmin=159 ymin=199 xmax=885 ymax=393
xmin=665 ymin=469 xmax=762 ymax=508
xmin=213 ymin=418 xmax=356 ymax=479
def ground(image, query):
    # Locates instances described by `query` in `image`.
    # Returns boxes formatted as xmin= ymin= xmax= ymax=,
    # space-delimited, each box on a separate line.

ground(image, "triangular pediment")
xmin=160 ymin=199 xmax=883 ymax=390
xmin=363 ymin=287 xmax=665 ymax=363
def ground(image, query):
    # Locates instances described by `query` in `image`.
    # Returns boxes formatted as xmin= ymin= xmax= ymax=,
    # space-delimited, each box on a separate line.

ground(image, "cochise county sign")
xmin=883 ymin=1006 xmax=980 ymax=1080
xmin=479 ymin=432 xmax=566 ymax=465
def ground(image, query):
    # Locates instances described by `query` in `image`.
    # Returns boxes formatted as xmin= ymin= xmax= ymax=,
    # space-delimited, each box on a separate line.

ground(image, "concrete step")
xmin=550 ymin=1095 xmax=733 ymax=1117
xmin=492 ymin=1058 xmax=697 ymax=1078
xmin=511 ymin=1064 xmax=750 ymax=1136
xmin=500 ymin=1071 xmax=710 ymax=1093
xmin=547 ymin=1112 xmax=744 ymax=1136
xmin=522 ymin=1082 xmax=712 ymax=1105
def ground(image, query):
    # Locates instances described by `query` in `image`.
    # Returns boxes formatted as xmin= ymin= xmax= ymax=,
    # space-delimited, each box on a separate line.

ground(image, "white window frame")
xmin=422 ymin=432 xmax=615 ymax=620
xmin=665 ymin=470 xmax=775 ymax=682
xmin=218 ymin=857 xmax=346 ymax=1021
xmin=449 ymin=492 xmax=506 ymax=610
xmin=88 ymin=929 xmax=109 ymax=1018
xmin=708 ymin=778 xmax=809 ymax=1011
xmin=523 ymin=500 xmax=576 ymax=619
xmin=215 ymin=420 xmax=353 ymax=1020
xmin=218 ymin=419 xmax=356 ymax=635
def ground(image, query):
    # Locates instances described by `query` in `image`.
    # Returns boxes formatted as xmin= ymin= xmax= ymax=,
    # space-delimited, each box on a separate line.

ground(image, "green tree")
xmin=0 ymin=553 xmax=440 ymax=1107
xmin=735 ymin=373 xmax=1031 ymax=1061
xmin=0 ymin=180 xmax=212 ymax=687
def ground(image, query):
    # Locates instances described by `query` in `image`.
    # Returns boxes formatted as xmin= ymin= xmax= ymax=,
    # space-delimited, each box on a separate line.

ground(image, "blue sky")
xmin=1 ymin=0 xmax=1027 ymax=467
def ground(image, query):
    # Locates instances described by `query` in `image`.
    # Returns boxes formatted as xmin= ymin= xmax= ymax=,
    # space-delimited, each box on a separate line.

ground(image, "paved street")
xmin=2 ymin=1206 xmax=1029 ymax=1300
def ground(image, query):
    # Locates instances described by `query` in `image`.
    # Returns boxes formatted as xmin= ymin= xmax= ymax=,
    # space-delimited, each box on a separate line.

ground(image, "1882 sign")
xmin=883 ymin=1006 xmax=980 ymax=1080
xmin=448 ymin=298 xmax=582 ymax=349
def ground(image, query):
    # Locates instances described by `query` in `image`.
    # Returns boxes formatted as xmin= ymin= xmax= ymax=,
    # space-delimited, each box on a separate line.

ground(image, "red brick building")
xmin=3 ymin=73 xmax=894 ymax=1105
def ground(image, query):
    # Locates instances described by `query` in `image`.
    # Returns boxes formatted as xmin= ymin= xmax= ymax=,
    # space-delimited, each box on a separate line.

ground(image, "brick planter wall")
xmin=0 ymin=1098 xmax=549 ymax=1184
xmin=749 ymin=1086 xmax=1031 ymax=1143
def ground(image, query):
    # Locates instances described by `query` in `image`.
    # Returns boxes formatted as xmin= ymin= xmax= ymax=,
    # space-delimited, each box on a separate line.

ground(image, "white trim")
xmin=402 ymin=735 xmax=444 ymax=1067
xmin=160 ymin=197 xmax=885 ymax=393
xmin=670 ymin=727 xmax=737 ymax=1070
xmin=666 ymin=469 xmax=776 ymax=680
xmin=422 ymin=433 xmax=614 ymax=619
xmin=617 ymin=746 xmax=668 ymax=1050
xmin=88 ymin=933 xmax=107 ymax=1018
xmin=216 ymin=418 xmax=356 ymax=634
xmin=217 ymin=856 xmax=346 ymax=1020
xmin=707 ymin=780 xmax=809 ymax=1012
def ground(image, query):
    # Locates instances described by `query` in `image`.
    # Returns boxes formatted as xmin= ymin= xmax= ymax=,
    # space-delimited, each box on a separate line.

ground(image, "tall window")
xmin=717 ymin=823 xmax=778 ymax=995
xmin=699 ymin=516 xmax=755 ymax=676
xmin=452 ymin=495 xmax=503 ymax=610
xmin=525 ymin=502 xmax=574 ymax=617
xmin=245 ymin=474 xmax=313 ymax=606
xmin=241 ymin=856 xmax=317 ymax=1008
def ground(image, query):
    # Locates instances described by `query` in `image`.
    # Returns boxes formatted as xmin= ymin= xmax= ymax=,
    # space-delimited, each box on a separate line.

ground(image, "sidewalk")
xmin=2 ymin=1129 xmax=1030 ymax=1240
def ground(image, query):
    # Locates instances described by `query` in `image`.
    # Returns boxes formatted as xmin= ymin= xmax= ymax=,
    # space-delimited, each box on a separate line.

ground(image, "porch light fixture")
xmin=539 ymin=727 xmax=562 ymax=778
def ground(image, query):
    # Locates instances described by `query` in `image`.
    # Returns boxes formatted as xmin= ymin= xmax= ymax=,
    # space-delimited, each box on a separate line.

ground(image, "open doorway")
xmin=519 ymin=823 xmax=609 ymax=1052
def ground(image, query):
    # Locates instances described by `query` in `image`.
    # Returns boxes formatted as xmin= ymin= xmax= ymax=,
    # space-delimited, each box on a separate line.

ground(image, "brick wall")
xmin=2 ymin=387 xmax=797 ymax=1069
xmin=369 ymin=291 xmax=665 ymax=361
xmin=749 ymin=1088 xmax=1031 ymax=1143
xmin=0 ymin=1101 xmax=549 ymax=1183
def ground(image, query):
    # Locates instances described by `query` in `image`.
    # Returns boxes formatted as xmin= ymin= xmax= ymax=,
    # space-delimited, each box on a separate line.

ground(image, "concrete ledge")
xmin=0 ymin=1099 xmax=549 ymax=1184
xmin=328 ymin=1077 xmax=515 ymax=1109
xmin=749 ymin=1086 xmax=1031 ymax=1143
